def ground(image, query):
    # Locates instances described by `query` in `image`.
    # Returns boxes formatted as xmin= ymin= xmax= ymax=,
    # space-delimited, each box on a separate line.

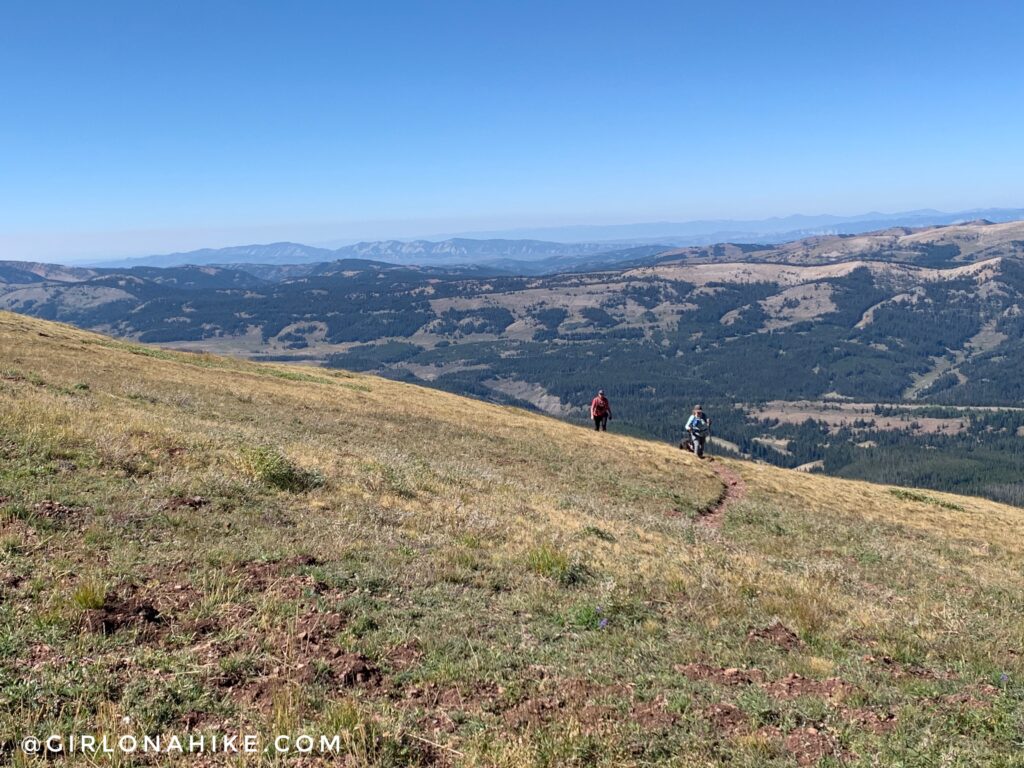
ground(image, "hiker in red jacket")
xmin=591 ymin=390 xmax=611 ymax=431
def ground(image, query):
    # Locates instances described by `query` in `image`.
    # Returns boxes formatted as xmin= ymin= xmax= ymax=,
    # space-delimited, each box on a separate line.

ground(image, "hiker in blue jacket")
xmin=684 ymin=404 xmax=712 ymax=459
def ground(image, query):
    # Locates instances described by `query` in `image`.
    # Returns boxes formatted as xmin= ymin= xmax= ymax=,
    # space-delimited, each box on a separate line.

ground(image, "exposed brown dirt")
xmin=748 ymin=620 xmax=803 ymax=651
xmin=388 ymin=639 xmax=424 ymax=671
xmin=33 ymin=499 xmax=90 ymax=523
xmin=844 ymin=707 xmax=898 ymax=733
xmin=861 ymin=654 xmax=956 ymax=680
xmin=161 ymin=495 xmax=209 ymax=510
xmin=703 ymin=703 xmax=748 ymax=734
xmin=763 ymin=673 xmax=855 ymax=702
xmin=783 ymin=726 xmax=842 ymax=766
xmin=697 ymin=461 xmax=747 ymax=527
xmin=295 ymin=608 xmax=347 ymax=643
xmin=81 ymin=595 xmax=163 ymax=635
xmin=939 ymin=685 xmax=999 ymax=709
xmin=235 ymin=555 xmax=331 ymax=598
xmin=675 ymin=663 xmax=766 ymax=685
xmin=500 ymin=678 xmax=673 ymax=732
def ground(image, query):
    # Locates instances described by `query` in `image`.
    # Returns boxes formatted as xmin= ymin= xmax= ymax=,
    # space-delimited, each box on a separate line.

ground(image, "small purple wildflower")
xmin=598 ymin=618 xmax=609 ymax=630
xmin=1000 ymin=673 xmax=1010 ymax=684
xmin=595 ymin=605 xmax=603 ymax=615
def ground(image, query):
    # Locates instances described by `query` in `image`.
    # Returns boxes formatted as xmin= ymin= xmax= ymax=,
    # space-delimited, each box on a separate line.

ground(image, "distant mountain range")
xmin=83 ymin=207 xmax=1024 ymax=271
xmin=433 ymin=207 xmax=1024 ymax=244
xmin=89 ymin=239 xmax=673 ymax=275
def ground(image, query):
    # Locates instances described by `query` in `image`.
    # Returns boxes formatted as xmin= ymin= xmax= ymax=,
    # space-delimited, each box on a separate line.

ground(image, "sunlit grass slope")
xmin=1 ymin=311 xmax=1022 ymax=766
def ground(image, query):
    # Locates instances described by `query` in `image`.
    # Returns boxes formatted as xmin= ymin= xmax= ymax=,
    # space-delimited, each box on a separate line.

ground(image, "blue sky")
xmin=2 ymin=0 xmax=1022 ymax=260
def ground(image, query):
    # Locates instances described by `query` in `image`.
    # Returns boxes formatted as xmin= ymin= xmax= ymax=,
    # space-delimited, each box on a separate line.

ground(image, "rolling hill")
xmin=1 ymin=312 xmax=1022 ymax=766
xmin=2 ymin=220 xmax=1024 ymax=504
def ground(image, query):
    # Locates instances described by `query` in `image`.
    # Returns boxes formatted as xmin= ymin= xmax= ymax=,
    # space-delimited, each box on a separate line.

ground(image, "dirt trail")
xmin=697 ymin=460 xmax=746 ymax=527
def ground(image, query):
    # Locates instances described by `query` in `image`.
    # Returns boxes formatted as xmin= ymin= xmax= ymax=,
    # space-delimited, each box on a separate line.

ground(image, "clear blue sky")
xmin=2 ymin=0 xmax=1022 ymax=260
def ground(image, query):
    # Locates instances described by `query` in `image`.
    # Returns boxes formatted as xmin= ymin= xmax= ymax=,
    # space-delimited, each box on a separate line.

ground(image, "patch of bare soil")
xmin=783 ymin=726 xmax=843 ymax=766
xmin=236 ymin=555 xmax=330 ymax=598
xmin=388 ymin=639 xmax=424 ymax=671
xmin=1 ymin=570 xmax=25 ymax=595
xmin=675 ymin=663 xmax=766 ymax=685
xmin=939 ymin=685 xmax=999 ymax=709
xmin=399 ymin=681 xmax=506 ymax=738
xmin=161 ymin=495 xmax=209 ymax=510
xmin=295 ymin=608 xmax=347 ymax=644
xmin=703 ymin=703 xmax=749 ymax=734
xmin=500 ymin=678 xmax=672 ymax=733
xmin=81 ymin=595 xmax=163 ymax=636
xmin=308 ymin=652 xmax=382 ymax=688
xmin=861 ymin=654 xmax=955 ymax=680
xmin=33 ymin=499 xmax=90 ymax=524
xmin=763 ymin=674 xmax=855 ymax=702
xmin=844 ymin=707 xmax=898 ymax=733
xmin=748 ymin=620 xmax=803 ymax=651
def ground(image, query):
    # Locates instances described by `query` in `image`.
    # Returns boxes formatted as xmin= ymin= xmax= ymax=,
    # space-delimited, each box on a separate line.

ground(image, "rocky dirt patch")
xmin=861 ymin=654 xmax=956 ymax=680
xmin=844 ymin=707 xmax=898 ymax=733
xmin=763 ymin=673 xmax=855 ymax=702
xmin=500 ymin=678 xmax=671 ymax=732
xmin=388 ymin=639 xmax=424 ymax=671
xmin=161 ymin=495 xmax=209 ymax=510
xmin=703 ymin=703 xmax=749 ymax=734
xmin=675 ymin=663 xmax=766 ymax=685
xmin=33 ymin=499 xmax=91 ymax=524
xmin=236 ymin=555 xmax=331 ymax=599
xmin=81 ymin=595 xmax=163 ymax=636
xmin=783 ymin=726 xmax=843 ymax=766
xmin=748 ymin=620 xmax=803 ymax=650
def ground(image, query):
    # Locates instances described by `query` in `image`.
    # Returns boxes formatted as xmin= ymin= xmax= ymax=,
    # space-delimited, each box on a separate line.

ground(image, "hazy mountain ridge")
xmin=426 ymin=207 xmax=1024 ymax=244
xmin=89 ymin=238 xmax=642 ymax=271
xmin=78 ymin=207 xmax=1024 ymax=270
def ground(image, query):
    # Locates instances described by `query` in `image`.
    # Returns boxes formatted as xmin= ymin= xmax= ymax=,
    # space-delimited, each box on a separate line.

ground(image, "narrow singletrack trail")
xmin=697 ymin=459 xmax=747 ymax=527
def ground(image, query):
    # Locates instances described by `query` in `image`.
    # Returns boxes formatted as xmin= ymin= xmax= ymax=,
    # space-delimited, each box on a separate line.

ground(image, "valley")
xmin=2 ymin=220 xmax=1024 ymax=504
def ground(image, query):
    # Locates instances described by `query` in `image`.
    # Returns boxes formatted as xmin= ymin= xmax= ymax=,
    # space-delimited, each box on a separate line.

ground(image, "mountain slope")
xmin=3 ymin=221 xmax=1024 ymax=503
xmin=655 ymin=219 xmax=1024 ymax=266
xmin=2 ymin=312 xmax=1022 ymax=766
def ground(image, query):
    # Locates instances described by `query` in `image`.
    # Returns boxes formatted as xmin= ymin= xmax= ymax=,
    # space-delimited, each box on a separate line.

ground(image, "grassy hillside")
xmin=1 ymin=311 xmax=1022 ymax=766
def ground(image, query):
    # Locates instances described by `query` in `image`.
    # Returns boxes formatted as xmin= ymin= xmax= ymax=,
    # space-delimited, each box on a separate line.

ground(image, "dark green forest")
xmin=5 ymin=253 xmax=1024 ymax=505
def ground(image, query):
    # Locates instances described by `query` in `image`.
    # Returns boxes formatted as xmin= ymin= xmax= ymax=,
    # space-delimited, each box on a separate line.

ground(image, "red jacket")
xmin=591 ymin=395 xmax=610 ymax=418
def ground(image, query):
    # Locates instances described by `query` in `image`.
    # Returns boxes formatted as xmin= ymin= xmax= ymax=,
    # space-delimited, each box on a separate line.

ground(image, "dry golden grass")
xmin=1 ymin=311 xmax=1023 ymax=767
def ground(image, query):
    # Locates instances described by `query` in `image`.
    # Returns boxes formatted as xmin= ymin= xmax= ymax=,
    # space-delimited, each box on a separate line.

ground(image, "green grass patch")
xmin=527 ymin=543 xmax=589 ymax=586
xmin=889 ymin=487 xmax=964 ymax=511
xmin=236 ymin=444 xmax=324 ymax=492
